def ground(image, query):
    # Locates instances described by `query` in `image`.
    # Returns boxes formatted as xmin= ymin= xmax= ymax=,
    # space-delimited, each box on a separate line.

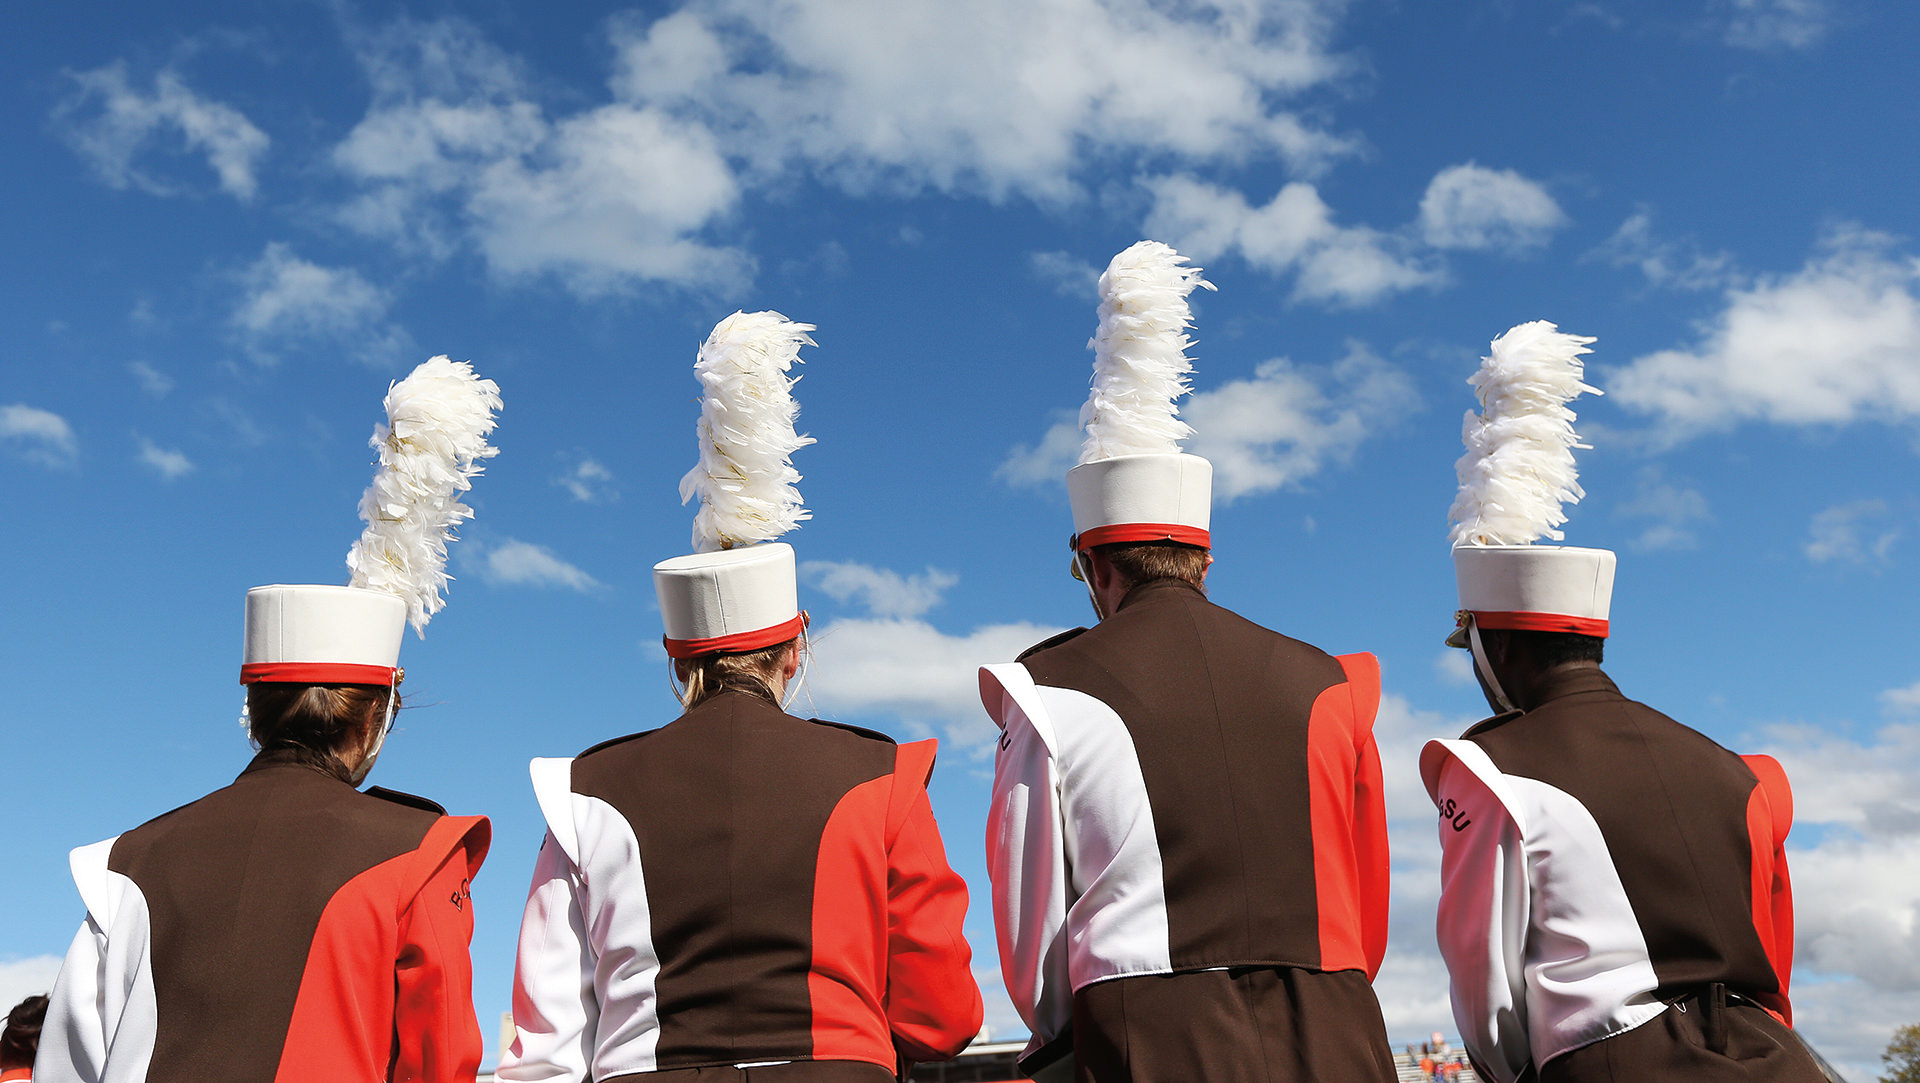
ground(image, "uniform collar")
xmin=240 ymin=747 xmax=354 ymax=785
xmin=1530 ymin=664 xmax=1620 ymax=708
xmin=1115 ymin=576 xmax=1205 ymax=613
xmin=1462 ymin=666 xmax=1621 ymax=737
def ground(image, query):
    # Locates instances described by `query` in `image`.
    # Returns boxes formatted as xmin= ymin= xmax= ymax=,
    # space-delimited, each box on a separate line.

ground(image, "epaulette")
xmin=363 ymin=786 xmax=447 ymax=815
xmin=1461 ymin=708 xmax=1524 ymax=739
xmin=1017 ymin=626 xmax=1088 ymax=662
xmin=807 ymin=718 xmax=897 ymax=744
xmin=576 ymin=728 xmax=664 ymax=759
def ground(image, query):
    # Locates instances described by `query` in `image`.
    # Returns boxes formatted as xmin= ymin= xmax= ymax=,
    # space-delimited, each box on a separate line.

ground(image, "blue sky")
xmin=4 ymin=0 xmax=1919 ymax=1076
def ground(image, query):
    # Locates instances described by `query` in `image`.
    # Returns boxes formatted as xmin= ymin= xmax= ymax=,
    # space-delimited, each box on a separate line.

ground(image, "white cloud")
xmin=999 ymin=343 xmax=1417 ymax=501
xmin=1805 ymin=499 xmax=1899 ymax=566
xmin=0 ymin=404 xmax=78 ymax=467
xmin=1418 ymin=163 xmax=1567 ymax=252
xmin=556 ymin=457 xmax=616 ymax=503
xmin=332 ymin=18 xmax=748 ymax=294
xmin=1028 ymin=250 xmax=1101 ymax=300
xmin=1144 ymin=175 xmax=1439 ymax=307
xmin=609 ymin=0 xmax=1356 ymax=204
xmin=477 ymin=539 xmax=602 ymax=592
xmin=1614 ymin=466 xmax=1712 ymax=552
xmin=230 ymin=243 xmax=412 ymax=366
xmin=0 ymin=954 xmax=63 ymax=1011
xmin=1884 ymin=681 xmax=1920 ymax=716
xmin=1187 ymin=345 xmax=1419 ymax=501
xmin=135 ymin=436 xmax=193 ymax=480
xmin=331 ymin=4 xmax=1361 ymax=295
xmin=1608 ymin=226 xmax=1920 ymax=433
xmin=1434 ymin=649 xmax=1475 ymax=687
xmin=802 ymin=561 xmax=960 ymax=620
xmin=56 ymin=62 xmax=268 ymax=201
xmin=1721 ymin=0 xmax=1830 ymax=50
xmin=803 ymin=616 xmax=1062 ymax=752
xmin=997 ymin=410 xmax=1082 ymax=488
xmin=1587 ymin=208 xmax=1737 ymax=291
xmin=127 ymin=361 xmax=174 ymax=397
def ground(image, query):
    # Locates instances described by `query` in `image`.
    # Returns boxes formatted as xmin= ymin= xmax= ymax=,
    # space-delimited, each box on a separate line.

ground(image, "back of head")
xmin=1 ymin=994 xmax=47 ymax=1071
xmin=1095 ymin=540 xmax=1210 ymax=594
xmin=245 ymin=683 xmax=395 ymax=779
xmin=677 ymin=638 xmax=797 ymax=711
xmin=1505 ymin=629 xmax=1605 ymax=669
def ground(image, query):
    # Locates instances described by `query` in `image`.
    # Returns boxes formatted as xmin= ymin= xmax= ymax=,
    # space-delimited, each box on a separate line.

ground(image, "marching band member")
xmin=35 ymin=358 xmax=501 ymax=1083
xmin=980 ymin=243 xmax=1394 ymax=1083
xmin=1423 ymin=322 xmax=1825 ymax=1082
xmin=500 ymin=312 xmax=981 ymax=1083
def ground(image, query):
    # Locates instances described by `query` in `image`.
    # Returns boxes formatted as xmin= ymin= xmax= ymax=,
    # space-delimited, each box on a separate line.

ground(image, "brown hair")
xmin=1095 ymin=540 xmax=1211 ymax=592
xmin=245 ymin=683 xmax=396 ymax=778
xmin=1 ymin=994 xmax=47 ymax=1070
xmin=676 ymin=638 xmax=797 ymax=710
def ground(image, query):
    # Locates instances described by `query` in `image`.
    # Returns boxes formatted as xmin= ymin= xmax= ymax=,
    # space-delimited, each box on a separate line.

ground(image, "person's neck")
xmin=1508 ymin=660 xmax=1604 ymax=713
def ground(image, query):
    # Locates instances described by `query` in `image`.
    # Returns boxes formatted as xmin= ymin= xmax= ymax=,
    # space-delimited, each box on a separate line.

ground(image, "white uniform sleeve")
xmin=37 ymin=916 xmax=108 ymax=1083
xmin=37 ymin=838 xmax=156 ymax=1083
xmin=498 ymin=830 xmax=600 ymax=1083
xmin=1425 ymin=742 xmax=1532 ymax=1083
xmin=982 ymin=664 xmax=1075 ymax=1053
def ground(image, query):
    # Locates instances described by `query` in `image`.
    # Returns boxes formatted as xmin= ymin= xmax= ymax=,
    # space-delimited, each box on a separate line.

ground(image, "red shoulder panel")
xmin=810 ymin=774 xmax=895 ymax=1067
xmin=1742 ymin=754 xmax=1793 ymax=843
xmin=275 ymin=815 xmax=489 ymax=1083
xmin=1306 ymin=653 xmax=1389 ymax=977
xmin=1740 ymin=755 xmax=1795 ymax=1023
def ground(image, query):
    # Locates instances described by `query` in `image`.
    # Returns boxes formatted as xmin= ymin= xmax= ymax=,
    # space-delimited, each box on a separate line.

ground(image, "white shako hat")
xmin=1066 ymin=240 xmax=1215 ymax=551
xmin=654 ymin=311 xmax=816 ymax=659
xmin=1445 ymin=320 xmax=1611 ymax=649
xmin=240 ymin=357 xmax=502 ymax=685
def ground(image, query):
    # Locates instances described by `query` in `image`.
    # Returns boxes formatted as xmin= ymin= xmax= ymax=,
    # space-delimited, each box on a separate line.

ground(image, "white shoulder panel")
xmin=572 ymin=793 xmax=661 ymax=1078
xmin=1504 ymin=775 xmax=1668 ymax=1068
xmin=980 ymin=663 xmax=1059 ymax=756
xmin=39 ymin=867 xmax=158 ymax=1083
xmin=67 ymin=837 xmax=119 ymax=926
xmin=1422 ymin=739 xmax=1527 ymax=836
xmin=528 ymin=758 xmax=580 ymax=865
xmin=1037 ymin=683 xmax=1173 ymax=989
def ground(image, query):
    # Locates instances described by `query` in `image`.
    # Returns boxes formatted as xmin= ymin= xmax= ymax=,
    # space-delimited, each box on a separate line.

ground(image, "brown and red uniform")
xmin=36 ymin=750 xmax=490 ymax=1083
xmin=500 ymin=691 xmax=981 ymax=1082
xmin=1422 ymin=667 xmax=1824 ymax=1082
xmin=982 ymin=578 xmax=1395 ymax=1082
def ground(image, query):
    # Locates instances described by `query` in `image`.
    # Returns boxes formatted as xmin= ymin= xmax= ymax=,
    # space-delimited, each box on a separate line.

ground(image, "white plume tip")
xmin=346 ymin=356 xmax=503 ymax=635
xmin=679 ymin=310 xmax=817 ymax=553
xmin=1448 ymin=320 xmax=1601 ymax=547
xmin=1079 ymin=240 xmax=1215 ymax=464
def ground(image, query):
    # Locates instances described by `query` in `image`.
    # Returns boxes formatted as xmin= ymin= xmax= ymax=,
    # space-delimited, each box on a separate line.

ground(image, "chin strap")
xmin=1467 ymin=621 xmax=1515 ymax=715
xmin=348 ymin=671 xmax=401 ymax=787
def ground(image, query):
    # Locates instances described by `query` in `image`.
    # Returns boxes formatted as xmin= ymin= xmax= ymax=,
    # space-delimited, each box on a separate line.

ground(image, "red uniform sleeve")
xmin=1340 ymin=653 xmax=1391 ymax=979
xmin=1741 ymin=754 xmax=1796 ymax=1024
xmin=883 ymin=740 xmax=983 ymax=1064
xmin=393 ymin=815 xmax=492 ymax=1083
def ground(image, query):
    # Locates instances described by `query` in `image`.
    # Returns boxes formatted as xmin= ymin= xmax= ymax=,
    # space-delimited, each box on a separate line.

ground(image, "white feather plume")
xmin=1079 ymin=240 xmax=1215 ymax=464
xmin=346 ymin=356 xmax=502 ymax=635
xmin=1449 ymin=321 xmax=1601 ymax=546
xmin=679 ymin=310 xmax=817 ymax=552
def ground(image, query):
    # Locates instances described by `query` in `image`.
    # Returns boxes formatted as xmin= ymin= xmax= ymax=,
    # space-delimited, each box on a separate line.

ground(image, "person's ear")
xmin=782 ymin=642 xmax=801 ymax=681
xmin=674 ymin=657 xmax=692 ymax=683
